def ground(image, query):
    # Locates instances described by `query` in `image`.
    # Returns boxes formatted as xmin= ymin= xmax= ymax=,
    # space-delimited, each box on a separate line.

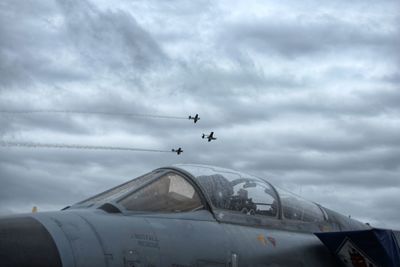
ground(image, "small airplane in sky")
xmin=188 ymin=114 xmax=200 ymax=123
xmin=202 ymin=131 xmax=216 ymax=142
xmin=1 ymin=164 xmax=398 ymax=267
xmin=171 ymin=147 xmax=183 ymax=155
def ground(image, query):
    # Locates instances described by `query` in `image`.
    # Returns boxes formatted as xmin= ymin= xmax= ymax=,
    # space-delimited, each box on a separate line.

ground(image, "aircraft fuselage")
xmin=1 ymin=209 xmax=346 ymax=267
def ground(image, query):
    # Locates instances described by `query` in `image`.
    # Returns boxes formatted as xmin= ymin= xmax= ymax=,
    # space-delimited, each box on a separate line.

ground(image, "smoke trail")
xmin=0 ymin=141 xmax=174 ymax=153
xmin=0 ymin=110 xmax=188 ymax=120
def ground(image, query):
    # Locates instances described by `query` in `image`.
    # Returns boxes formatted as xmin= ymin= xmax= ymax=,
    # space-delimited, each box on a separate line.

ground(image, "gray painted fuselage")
xmin=16 ymin=209 xmax=339 ymax=267
xmin=0 ymin=165 xmax=370 ymax=267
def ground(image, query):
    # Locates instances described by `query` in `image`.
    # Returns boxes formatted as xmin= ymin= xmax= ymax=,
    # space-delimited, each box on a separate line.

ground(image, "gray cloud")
xmin=57 ymin=0 xmax=167 ymax=74
xmin=223 ymin=19 xmax=400 ymax=58
xmin=0 ymin=0 xmax=88 ymax=89
xmin=0 ymin=0 xmax=399 ymax=230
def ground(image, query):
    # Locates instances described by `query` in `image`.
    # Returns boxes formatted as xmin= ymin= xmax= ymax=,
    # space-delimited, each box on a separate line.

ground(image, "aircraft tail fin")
xmin=315 ymin=228 xmax=400 ymax=267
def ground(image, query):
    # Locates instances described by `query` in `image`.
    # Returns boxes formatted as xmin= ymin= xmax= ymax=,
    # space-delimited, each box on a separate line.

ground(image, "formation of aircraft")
xmin=1 ymin=164 xmax=398 ymax=267
xmin=176 ymin=114 xmax=218 ymax=153
xmin=171 ymin=147 xmax=183 ymax=155
xmin=202 ymin=131 xmax=217 ymax=142
xmin=188 ymin=114 xmax=200 ymax=123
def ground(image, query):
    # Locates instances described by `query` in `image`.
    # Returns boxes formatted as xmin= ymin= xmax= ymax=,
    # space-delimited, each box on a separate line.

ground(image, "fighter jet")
xmin=171 ymin=147 xmax=183 ymax=155
xmin=1 ymin=164 xmax=399 ymax=267
xmin=202 ymin=131 xmax=216 ymax=142
xmin=188 ymin=114 xmax=200 ymax=123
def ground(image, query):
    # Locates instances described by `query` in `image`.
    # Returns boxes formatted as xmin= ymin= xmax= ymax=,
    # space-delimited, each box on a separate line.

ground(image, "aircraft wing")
xmin=315 ymin=228 xmax=400 ymax=267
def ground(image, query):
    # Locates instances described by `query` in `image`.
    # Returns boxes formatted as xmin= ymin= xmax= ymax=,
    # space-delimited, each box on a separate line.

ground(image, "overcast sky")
xmin=0 ymin=0 xmax=399 ymax=229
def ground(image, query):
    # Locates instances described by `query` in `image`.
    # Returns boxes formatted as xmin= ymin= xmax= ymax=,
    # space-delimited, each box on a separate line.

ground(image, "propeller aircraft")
xmin=171 ymin=147 xmax=183 ymax=155
xmin=188 ymin=114 xmax=200 ymax=123
xmin=202 ymin=131 xmax=216 ymax=142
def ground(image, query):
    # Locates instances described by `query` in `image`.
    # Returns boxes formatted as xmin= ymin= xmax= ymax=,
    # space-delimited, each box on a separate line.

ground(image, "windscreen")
xmin=77 ymin=171 xmax=160 ymax=206
xmin=119 ymin=172 xmax=203 ymax=212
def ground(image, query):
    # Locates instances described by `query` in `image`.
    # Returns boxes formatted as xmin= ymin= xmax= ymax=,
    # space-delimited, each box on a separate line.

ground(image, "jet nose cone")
xmin=0 ymin=216 xmax=62 ymax=267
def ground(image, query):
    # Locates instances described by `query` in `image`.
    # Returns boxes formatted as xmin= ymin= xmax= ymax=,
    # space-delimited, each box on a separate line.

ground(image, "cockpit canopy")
xmin=178 ymin=164 xmax=279 ymax=217
xmin=75 ymin=164 xmax=326 ymax=223
xmin=176 ymin=165 xmax=326 ymax=222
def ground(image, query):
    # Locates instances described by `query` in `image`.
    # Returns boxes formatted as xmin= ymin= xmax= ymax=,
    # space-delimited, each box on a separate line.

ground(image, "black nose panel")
xmin=0 ymin=216 xmax=62 ymax=267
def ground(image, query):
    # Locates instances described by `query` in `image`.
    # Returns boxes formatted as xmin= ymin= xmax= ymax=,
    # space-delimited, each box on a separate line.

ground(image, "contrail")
xmin=0 ymin=110 xmax=187 ymax=120
xmin=0 ymin=141 xmax=173 ymax=153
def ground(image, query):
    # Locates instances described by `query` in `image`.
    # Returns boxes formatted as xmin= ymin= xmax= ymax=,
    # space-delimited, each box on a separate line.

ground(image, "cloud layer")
xmin=0 ymin=0 xmax=399 ymax=229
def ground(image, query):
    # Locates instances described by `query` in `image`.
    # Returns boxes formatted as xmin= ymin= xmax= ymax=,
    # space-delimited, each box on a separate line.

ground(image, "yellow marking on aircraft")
xmin=257 ymin=234 xmax=267 ymax=246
